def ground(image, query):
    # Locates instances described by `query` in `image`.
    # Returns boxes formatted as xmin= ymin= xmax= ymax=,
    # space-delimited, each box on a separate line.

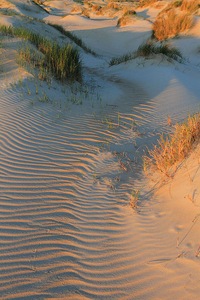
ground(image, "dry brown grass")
xmin=139 ymin=0 xmax=163 ymax=8
xmin=153 ymin=9 xmax=193 ymax=40
xmin=82 ymin=7 xmax=90 ymax=18
xmin=107 ymin=2 xmax=121 ymax=10
xmin=117 ymin=9 xmax=136 ymax=27
xmin=80 ymin=0 xmax=135 ymax=18
xmin=153 ymin=0 xmax=199 ymax=40
xmin=144 ymin=113 xmax=200 ymax=176
xmin=32 ymin=0 xmax=44 ymax=5
xmin=71 ymin=5 xmax=83 ymax=14
xmin=180 ymin=0 xmax=200 ymax=13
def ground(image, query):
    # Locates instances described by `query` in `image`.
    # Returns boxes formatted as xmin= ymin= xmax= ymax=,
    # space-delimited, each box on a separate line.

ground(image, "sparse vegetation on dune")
xmin=137 ymin=42 xmax=183 ymax=61
xmin=144 ymin=113 xmax=200 ymax=175
xmin=139 ymin=0 xmax=163 ymax=8
xmin=109 ymin=52 xmax=135 ymax=66
xmin=17 ymin=45 xmax=50 ymax=81
xmin=153 ymin=9 xmax=193 ymax=40
xmin=80 ymin=0 xmax=138 ymax=19
xmin=117 ymin=9 xmax=137 ymax=27
xmin=180 ymin=0 xmax=200 ymax=13
xmin=109 ymin=42 xmax=183 ymax=65
xmin=153 ymin=0 xmax=199 ymax=40
xmin=0 ymin=25 xmax=82 ymax=82
xmin=32 ymin=0 xmax=44 ymax=4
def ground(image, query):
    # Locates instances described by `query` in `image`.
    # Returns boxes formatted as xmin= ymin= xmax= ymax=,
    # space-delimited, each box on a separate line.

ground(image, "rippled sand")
xmin=1 ymin=0 xmax=200 ymax=299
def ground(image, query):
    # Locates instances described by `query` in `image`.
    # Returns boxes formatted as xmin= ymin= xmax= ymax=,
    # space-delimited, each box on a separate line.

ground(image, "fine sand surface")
xmin=1 ymin=0 xmax=200 ymax=299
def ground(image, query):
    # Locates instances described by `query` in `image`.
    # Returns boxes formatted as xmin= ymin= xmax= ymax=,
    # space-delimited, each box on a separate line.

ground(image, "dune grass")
xmin=153 ymin=10 xmax=193 ymax=40
xmin=109 ymin=52 xmax=135 ymax=66
xmin=109 ymin=42 xmax=183 ymax=66
xmin=139 ymin=0 xmax=161 ymax=7
xmin=0 ymin=25 xmax=82 ymax=82
xmin=180 ymin=0 xmax=200 ymax=13
xmin=32 ymin=0 xmax=44 ymax=4
xmin=17 ymin=45 xmax=50 ymax=81
xmin=144 ymin=113 xmax=200 ymax=175
xmin=153 ymin=0 xmax=199 ymax=40
xmin=137 ymin=42 xmax=183 ymax=61
xmin=117 ymin=9 xmax=136 ymax=27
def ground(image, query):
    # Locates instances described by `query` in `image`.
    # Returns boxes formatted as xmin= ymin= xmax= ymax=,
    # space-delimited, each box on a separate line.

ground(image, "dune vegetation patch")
xmin=79 ymin=0 xmax=138 ymax=19
xmin=144 ymin=113 xmax=200 ymax=176
xmin=153 ymin=0 xmax=199 ymax=40
xmin=180 ymin=0 xmax=200 ymax=14
xmin=139 ymin=0 xmax=163 ymax=8
xmin=109 ymin=52 xmax=135 ymax=66
xmin=109 ymin=42 xmax=183 ymax=65
xmin=137 ymin=42 xmax=183 ymax=61
xmin=117 ymin=9 xmax=137 ymax=27
xmin=32 ymin=0 xmax=44 ymax=4
xmin=17 ymin=44 xmax=50 ymax=81
xmin=0 ymin=25 xmax=82 ymax=82
xmin=153 ymin=10 xmax=193 ymax=40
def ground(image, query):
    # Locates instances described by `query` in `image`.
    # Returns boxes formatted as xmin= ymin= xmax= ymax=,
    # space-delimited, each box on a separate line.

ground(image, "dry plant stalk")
xmin=130 ymin=189 xmax=140 ymax=208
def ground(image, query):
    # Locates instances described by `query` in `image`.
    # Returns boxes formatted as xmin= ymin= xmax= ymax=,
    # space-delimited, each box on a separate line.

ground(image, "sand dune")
xmin=1 ymin=0 xmax=200 ymax=299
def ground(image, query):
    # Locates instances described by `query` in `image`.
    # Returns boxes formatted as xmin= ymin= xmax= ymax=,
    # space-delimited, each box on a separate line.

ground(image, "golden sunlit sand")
xmin=0 ymin=0 xmax=200 ymax=298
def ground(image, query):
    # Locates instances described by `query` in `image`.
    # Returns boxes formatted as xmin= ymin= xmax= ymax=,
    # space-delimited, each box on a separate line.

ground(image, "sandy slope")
xmin=1 ymin=0 xmax=200 ymax=299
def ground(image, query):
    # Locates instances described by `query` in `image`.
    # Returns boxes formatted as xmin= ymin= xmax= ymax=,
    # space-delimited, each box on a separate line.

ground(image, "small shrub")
xmin=144 ymin=113 xmax=200 ymax=175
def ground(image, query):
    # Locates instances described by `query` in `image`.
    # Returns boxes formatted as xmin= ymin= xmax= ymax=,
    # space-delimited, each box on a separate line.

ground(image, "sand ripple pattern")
xmin=0 ymin=81 xmax=197 ymax=300
xmin=0 ymin=84 xmax=139 ymax=299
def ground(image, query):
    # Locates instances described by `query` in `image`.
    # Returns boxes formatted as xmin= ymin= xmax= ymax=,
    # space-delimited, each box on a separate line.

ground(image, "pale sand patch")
xmin=45 ymin=14 xmax=152 ymax=57
xmin=147 ymin=143 xmax=200 ymax=261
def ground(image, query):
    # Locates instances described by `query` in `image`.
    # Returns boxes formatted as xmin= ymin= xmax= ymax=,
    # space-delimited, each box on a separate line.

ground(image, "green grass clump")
xmin=109 ymin=42 xmax=182 ymax=66
xmin=0 ymin=25 xmax=82 ymax=82
xmin=137 ymin=42 xmax=183 ymax=62
xmin=17 ymin=45 xmax=50 ymax=80
xmin=109 ymin=52 xmax=135 ymax=66
xmin=144 ymin=113 xmax=200 ymax=175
